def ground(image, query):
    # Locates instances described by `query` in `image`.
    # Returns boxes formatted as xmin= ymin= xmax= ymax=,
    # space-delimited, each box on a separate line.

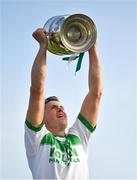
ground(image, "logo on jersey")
xmin=49 ymin=144 xmax=80 ymax=166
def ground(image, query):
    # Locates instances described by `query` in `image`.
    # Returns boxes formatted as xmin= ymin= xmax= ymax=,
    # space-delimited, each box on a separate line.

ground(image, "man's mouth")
xmin=57 ymin=113 xmax=65 ymax=118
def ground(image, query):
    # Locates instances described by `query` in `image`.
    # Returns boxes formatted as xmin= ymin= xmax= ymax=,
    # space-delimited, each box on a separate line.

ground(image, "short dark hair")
xmin=45 ymin=96 xmax=59 ymax=104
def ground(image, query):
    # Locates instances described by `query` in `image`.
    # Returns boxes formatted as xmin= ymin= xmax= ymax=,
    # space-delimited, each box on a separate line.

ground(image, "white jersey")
xmin=24 ymin=113 xmax=96 ymax=180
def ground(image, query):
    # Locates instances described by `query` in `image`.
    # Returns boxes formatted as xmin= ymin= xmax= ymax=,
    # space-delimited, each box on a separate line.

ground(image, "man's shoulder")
xmin=69 ymin=113 xmax=96 ymax=133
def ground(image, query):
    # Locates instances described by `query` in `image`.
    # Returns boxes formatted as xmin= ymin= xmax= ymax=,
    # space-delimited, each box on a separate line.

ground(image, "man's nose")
xmin=58 ymin=107 xmax=63 ymax=112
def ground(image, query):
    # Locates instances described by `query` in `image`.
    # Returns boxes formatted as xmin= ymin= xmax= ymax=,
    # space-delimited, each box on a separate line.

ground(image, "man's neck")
xmin=52 ymin=131 xmax=65 ymax=136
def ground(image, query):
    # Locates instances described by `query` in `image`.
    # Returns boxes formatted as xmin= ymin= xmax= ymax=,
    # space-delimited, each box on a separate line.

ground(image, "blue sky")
xmin=0 ymin=0 xmax=137 ymax=179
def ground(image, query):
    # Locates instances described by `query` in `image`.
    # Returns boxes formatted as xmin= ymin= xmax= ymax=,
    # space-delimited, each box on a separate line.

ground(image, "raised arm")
xmin=26 ymin=28 xmax=48 ymax=126
xmin=80 ymin=44 xmax=102 ymax=127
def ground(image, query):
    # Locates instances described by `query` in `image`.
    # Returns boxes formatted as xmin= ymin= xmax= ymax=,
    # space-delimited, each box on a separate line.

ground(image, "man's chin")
xmin=60 ymin=122 xmax=67 ymax=130
xmin=58 ymin=117 xmax=67 ymax=129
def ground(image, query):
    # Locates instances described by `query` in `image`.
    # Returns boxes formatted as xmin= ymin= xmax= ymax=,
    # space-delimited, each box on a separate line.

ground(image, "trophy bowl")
xmin=43 ymin=14 xmax=97 ymax=55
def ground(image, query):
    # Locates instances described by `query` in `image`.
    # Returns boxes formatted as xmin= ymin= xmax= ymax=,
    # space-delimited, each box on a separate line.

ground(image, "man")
xmin=24 ymin=28 xmax=102 ymax=179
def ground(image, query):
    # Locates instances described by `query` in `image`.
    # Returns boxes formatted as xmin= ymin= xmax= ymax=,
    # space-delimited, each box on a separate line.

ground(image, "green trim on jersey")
xmin=78 ymin=114 xmax=96 ymax=133
xmin=41 ymin=133 xmax=81 ymax=150
xmin=25 ymin=119 xmax=44 ymax=132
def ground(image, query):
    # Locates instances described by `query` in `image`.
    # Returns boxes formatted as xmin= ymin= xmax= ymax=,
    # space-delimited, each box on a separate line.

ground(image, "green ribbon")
xmin=62 ymin=55 xmax=79 ymax=61
xmin=62 ymin=52 xmax=84 ymax=73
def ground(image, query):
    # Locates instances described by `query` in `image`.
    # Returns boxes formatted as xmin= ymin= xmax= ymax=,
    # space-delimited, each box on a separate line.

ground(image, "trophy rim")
xmin=60 ymin=13 xmax=97 ymax=53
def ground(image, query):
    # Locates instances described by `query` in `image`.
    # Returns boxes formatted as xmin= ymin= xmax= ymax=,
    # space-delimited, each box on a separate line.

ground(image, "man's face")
xmin=43 ymin=101 xmax=67 ymax=133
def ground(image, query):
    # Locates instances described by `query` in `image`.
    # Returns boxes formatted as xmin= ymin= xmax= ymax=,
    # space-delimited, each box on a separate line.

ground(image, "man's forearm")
xmin=88 ymin=46 xmax=102 ymax=97
xmin=31 ymin=45 xmax=47 ymax=92
xmin=26 ymin=29 xmax=48 ymax=126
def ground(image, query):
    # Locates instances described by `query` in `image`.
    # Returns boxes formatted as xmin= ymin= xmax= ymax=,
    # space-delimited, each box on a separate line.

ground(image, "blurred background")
xmin=0 ymin=0 xmax=136 ymax=179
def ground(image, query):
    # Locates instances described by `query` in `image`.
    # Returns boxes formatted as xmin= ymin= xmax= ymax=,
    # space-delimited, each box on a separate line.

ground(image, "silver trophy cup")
xmin=43 ymin=14 xmax=97 ymax=55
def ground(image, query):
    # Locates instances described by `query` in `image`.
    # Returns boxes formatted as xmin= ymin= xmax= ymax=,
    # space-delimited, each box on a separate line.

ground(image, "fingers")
xmin=32 ymin=28 xmax=48 ymax=46
xmin=32 ymin=28 xmax=46 ymax=38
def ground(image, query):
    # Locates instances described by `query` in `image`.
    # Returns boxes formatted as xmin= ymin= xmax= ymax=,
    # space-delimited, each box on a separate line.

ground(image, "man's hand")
xmin=32 ymin=28 xmax=48 ymax=49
